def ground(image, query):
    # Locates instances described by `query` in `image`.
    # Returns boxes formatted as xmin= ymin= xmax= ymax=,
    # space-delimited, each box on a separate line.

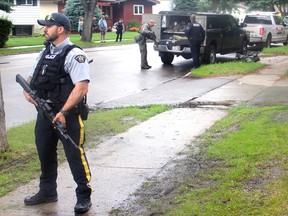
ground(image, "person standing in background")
xmin=113 ymin=18 xmax=125 ymax=42
xmin=77 ymin=16 xmax=84 ymax=37
xmin=98 ymin=14 xmax=107 ymax=43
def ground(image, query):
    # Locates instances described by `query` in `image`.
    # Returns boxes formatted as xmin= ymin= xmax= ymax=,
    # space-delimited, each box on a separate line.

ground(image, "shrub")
xmin=127 ymin=19 xmax=140 ymax=30
xmin=33 ymin=32 xmax=44 ymax=37
xmin=0 ymin=18 xmax=12 ymax=48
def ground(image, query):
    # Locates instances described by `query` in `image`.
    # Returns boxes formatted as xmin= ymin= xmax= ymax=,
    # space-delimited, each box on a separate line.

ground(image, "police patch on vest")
xmin=45 ymin=54 xmax=57 ymax=59
xmin=75 ymin=55 xmax=86 ymax=63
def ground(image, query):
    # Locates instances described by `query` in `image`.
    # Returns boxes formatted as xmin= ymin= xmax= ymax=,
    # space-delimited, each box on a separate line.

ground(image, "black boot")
xmin=24 ymin=192 xmax=58 ymax=205
xmin=74 ymin=197 xmax=92 ymax=214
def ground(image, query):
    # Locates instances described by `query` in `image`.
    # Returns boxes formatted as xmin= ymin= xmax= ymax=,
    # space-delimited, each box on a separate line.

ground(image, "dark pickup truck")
xmin=151 ymin=11 xmax=249 ymax=64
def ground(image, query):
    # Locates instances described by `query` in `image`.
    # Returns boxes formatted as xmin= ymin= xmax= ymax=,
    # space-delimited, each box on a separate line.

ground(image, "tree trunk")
xmin=81 ymin=0 xmax=97 ymax=42
xmin=0 ymin=72 xmax=9 ymax=152
xmin=211 ymin=0 xmax=220 ymax=12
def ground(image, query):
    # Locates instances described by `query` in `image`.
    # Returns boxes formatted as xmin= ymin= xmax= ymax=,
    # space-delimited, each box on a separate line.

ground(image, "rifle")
xmin=16 ymin=74 xmax=78 ymax=149
xmin=146 ymin=32 xmax=159 ymax=47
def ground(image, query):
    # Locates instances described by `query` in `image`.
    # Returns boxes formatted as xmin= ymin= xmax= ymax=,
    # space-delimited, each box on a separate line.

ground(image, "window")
xmin=134 ymin=5 xmax=144 ymax=15
xmin=244 ymin=15 xmax=272 ymax=25
xmin=102 ymin=6 xmax=111 ymax=19
xmin=207 ymin=16 xmax=222 ymax=29
xmin=274 ymin=15 xmax=283 ymax=25
xmin=16 ymin=0 xmax=36 ymax=6
xmin=227 ymin=16 xmax=238 ymax=28
xmin=12 ymin=25 xmax=32 ymax=36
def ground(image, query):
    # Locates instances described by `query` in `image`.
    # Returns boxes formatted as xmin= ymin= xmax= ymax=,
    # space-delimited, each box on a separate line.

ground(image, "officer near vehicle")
xmin=136 ymin=19 xmax=157 ymax=69
xmin=185 ymin=14 xmax=205 ymax=68
xmin=22 ymin=13 xmax=92 ymax=214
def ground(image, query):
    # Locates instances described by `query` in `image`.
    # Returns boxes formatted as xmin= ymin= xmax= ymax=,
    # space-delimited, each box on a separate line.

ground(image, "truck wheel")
xmin=239 ymin=40 xmax=248 ymax=55
xmin=265 ymin=35 xmax=271 ymax=48
xmin=283 ymin=36 xmax=288 ymax=45
xmin=205 ymin=45 xmax=216 ymax=64
xmin=160 ymin=52 xmax=174 ymax=64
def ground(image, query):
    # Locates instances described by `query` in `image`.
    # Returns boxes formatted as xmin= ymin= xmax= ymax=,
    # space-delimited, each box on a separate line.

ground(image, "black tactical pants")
xmin=35 ymin=111 xmax=92 ymax=201
xmin=190 ymin=42 xmax=201 ymax=68
xmin=116 ymin=30 xmax=123 ymax=42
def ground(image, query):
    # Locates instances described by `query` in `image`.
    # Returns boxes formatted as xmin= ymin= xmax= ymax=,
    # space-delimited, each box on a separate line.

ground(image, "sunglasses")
xmin=45 ymin=15 xmax=55 ymax=21
xmin=44 ymin=15 xmax=64 ymax=28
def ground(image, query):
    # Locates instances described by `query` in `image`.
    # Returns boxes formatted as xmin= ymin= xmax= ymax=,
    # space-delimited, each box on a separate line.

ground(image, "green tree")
xmin=173 ymin=0 xmax=241 ymax=13
xmin=0 ymin=0 xmax=13 ymax=48
xmin=64 ymin=0 xmax=102 ymax=42
xmin=0 ymin=0 xmax=13 ymax=13
xmin=173 ymin=0 xmax=198 ymax=11
xmin=243 ymin=0 xmax=288 ymax=15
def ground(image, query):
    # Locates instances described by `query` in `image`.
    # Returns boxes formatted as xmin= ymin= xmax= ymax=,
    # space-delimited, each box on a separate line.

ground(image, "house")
xmin=0 ymin=0 xmax=159 ymax=36
xmin=57 ymin=0 xmax=160 ymax=30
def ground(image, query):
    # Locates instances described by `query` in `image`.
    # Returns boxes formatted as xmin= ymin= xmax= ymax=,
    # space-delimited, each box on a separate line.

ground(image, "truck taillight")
xmin=259 ymin=27 xmax=264 ymax=36
xmin=162 ymin=15 xmax=167 ymax=28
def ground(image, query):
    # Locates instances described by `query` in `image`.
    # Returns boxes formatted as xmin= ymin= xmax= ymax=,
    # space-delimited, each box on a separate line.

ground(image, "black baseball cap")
xmin=37 ymin=13 xmax=71 ymax=31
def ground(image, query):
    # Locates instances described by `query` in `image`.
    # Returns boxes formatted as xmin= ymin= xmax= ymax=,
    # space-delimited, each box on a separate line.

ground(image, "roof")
xmin=246 ymin=11 xmax=278 ymax=16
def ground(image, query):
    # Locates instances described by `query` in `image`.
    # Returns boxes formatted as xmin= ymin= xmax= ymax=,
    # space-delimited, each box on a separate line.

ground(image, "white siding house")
xmin=0 ymin=0 xmax=57 ymax=35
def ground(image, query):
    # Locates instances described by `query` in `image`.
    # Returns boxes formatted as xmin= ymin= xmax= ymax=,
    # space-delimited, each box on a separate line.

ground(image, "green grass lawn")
xmin=190 ymin=61 xmax=266 ymax=77
xmin=262 ymin=45 xmax=288 ymax=55
xmin=6 ymin=31 xmax=138 ymax=47
xmin=164 ymin=105 xmax=288 ymax=216
xmin=0 ymin=31 xmax=138 ymax=55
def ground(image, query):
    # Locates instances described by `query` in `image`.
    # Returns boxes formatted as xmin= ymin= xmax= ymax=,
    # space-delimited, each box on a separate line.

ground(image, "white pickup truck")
xmin=242 ymin=12 xmax=288 ymax=48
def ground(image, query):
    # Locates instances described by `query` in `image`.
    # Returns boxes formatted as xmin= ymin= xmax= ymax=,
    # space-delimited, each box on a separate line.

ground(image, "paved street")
xmin=1 ymin=44 xmax=193 ymax=129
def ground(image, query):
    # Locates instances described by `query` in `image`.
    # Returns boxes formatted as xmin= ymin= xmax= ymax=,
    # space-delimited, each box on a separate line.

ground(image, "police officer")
xmin=137 ymin=19 xmax=156 ymax=69
xmin=22 ymin=13 xmax=92 ymax=214
xmin=114 ymin=18 xmax=125 ymax=42
xmin=185 ymin=14 xmax=205 ymax=68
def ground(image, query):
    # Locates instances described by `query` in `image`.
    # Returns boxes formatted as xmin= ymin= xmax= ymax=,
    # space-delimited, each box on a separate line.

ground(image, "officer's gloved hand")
xmin=154 ymin=39 xmax=159 ymax=47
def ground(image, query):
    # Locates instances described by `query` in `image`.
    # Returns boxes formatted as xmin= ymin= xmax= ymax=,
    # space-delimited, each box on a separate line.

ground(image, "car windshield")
xmin=244 ymin=15 xmax=272 ymax=25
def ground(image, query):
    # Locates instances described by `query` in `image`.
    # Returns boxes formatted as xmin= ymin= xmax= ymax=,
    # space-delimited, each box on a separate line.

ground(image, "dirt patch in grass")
xmin=109 ymin=146 xmax=284 ymax=216
xmin=109 ymin=107 xmax=287 ymax=216
xmin=108 ymin=145 xmax=214 ymax=215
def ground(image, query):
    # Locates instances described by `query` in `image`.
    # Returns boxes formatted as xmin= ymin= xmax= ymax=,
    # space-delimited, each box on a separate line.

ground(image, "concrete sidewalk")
xmin=1 ymin=55 xmax=288 ymax=215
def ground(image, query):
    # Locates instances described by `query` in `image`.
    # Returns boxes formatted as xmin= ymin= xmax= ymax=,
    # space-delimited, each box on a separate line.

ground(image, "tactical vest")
xmin=30 ymin=44 xmax=78 ymax=103
xmin=185 ymin=22 xmax=205 ymax=44
xmin=115 ymin=22 xmax=123 ymax=31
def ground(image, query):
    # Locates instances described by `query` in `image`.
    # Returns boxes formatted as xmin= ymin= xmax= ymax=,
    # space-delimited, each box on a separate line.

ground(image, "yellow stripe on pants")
xmin=78 ymin=115 xmax=91 ymax=182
